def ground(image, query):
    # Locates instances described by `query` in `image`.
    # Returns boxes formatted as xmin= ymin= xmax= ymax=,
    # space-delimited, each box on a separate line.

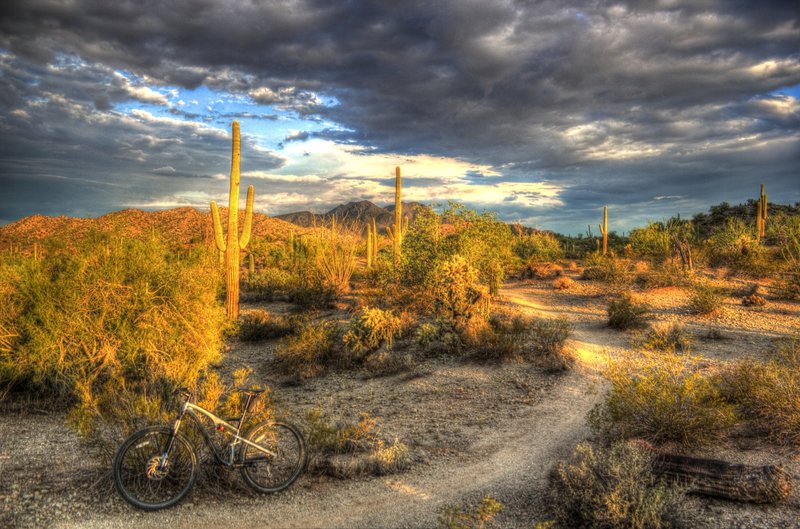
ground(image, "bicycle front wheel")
xmin=240 ymin=421 xmax=306 ymax=493
xmin=113 ymin=426 xmax=198 ymax=510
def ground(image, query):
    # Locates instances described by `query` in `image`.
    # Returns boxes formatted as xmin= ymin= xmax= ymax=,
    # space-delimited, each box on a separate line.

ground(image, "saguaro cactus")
xmin=756 ymin=184 xmax=768 ymax=243
xmin=385 ymin=167 xmax=407 ymax=266
xmin=366 ymin=222 xmax=374 ymax=269
xmin=210 ymin=121 xmax=255 ymax=319
xmin=371 ymin=217 xmax=379 ymax=263
xmin=599 ymin=206 xmax=608 ymax=256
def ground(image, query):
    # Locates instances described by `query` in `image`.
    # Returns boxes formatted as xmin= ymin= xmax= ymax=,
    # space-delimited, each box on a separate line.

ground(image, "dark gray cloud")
xmin=1 ymin=0 xmax=798 ymax=232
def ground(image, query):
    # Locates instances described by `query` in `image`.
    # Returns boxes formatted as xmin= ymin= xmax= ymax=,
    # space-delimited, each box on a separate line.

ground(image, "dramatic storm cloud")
xmin=1 ymin=0 xmax=798 ymax=233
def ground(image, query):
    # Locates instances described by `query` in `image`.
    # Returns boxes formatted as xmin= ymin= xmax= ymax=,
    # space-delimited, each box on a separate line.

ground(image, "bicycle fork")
xmin=158 ymin=402 xmax=188 ymax=470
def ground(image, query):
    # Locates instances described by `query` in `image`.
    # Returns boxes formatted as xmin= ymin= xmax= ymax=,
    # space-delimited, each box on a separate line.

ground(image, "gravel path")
xmin=47 ymin=283 xmax=608 ymax=529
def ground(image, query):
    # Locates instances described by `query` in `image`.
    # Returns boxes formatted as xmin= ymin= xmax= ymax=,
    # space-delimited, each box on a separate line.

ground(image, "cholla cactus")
xmin=210 ymin=121 xmax=254 ymax=319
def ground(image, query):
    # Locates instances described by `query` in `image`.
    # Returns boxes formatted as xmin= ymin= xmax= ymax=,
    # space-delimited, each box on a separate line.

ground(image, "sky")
xmin=0 ymin=1 xmax=798 ymax=235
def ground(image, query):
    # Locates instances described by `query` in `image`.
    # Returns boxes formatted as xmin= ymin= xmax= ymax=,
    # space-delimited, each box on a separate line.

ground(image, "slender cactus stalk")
xmin=599 ymin=206 xmax=608 ymax=256
xmin=756 ymin=183 xmax=768 ymax=242
xmin=366 ymin=222 xmax=373 ymax=269
xmin=384 ymin=166 xmax=405 ymax=266
xmin=210 ymin=121 xmax=255 ymax=319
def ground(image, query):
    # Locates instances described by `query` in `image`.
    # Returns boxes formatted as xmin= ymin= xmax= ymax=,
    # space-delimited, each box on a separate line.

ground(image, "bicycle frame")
xmin=159 ymin=397 xmax=277 ymax=469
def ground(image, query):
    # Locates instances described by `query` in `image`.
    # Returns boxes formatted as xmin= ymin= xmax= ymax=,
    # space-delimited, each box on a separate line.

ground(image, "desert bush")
xmin=741 ymin=293 xmax=766 ymax=307
xmin=524 ymin=262 xmax=564 ymax=280
xmin=527 ymin=317 xmax=574 ymax=370
xmin=413 ymin=320 xmax=464 ymax=356
xmin=590 ymin=352 xmax=736 ymax=446
xmin=303 ymin=408 xmax=411 ymax=477
xmin=719 ymin=337 xmax=800 ymax=447
xmin=552 ymin=276 xmax=573 ymax=290
xmin=513 ymin=231 xmax=563 ymax=262
xmin=688 ymin=281 xmax=725 ymax=314
xmin=581 ymin=254 xmax=632 ymax=284
xmin=309 ymin=220 xmax=359 ymax=295
xmin=237 ymin=310 xmax=294 ymax=341
xmin=774 ymin=266 xmax=800 ymax=300
xmin=363 ymin=351 xmax=415 ymax=377
xmin=438 ymin=495 xmax=503 ymax=529
xmin=243 ymin=267 xmax=295 ymax=301
xmin=401 ymin=203 xmax=512 ymax=302
xmin=290 ymin=284 xmax=337 ymax=310
xmin=638 ymin=321 xmax=692 ymax=354
xmin=706 ymin=218 xmax=772 ymax=275
xmin=469 ymin=310 xmax=529 ymax=361
xmin=0 ymin=233 xmax=226 ymax=446
xmin=430 ymin=255 xmax=491 ymax=328
xmin=549 ymin=441 xmax=684 ymax=529
xmin=274 ymin=319 xmax=342 ymax=378
xmin=607 ymin=292 xmax=649 ymax=330
xmin=635 ymin=262 xmax=691 ymax=289
xmin=342 ymin=306 xmax=402 ymax=357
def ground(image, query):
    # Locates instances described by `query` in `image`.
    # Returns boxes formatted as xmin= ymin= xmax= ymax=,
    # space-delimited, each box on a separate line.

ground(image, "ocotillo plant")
xmin=756 ymin=183 xmax=768 ymax=243
xmin=599 ymin=206 xmax=608 ymax=256
xmin=210 ymin=121 xmax=255 ymax=320
xmin=385 ymin=166 xmax=407 ymax=266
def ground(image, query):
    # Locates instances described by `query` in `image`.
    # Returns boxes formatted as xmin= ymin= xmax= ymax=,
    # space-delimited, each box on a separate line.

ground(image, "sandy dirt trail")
xmin=56 ymin=283 xmax=617 ymax=529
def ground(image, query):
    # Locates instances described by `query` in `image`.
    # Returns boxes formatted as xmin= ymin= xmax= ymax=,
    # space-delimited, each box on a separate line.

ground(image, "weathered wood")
xmin=651 ymin=451 xmax=792 ymax=504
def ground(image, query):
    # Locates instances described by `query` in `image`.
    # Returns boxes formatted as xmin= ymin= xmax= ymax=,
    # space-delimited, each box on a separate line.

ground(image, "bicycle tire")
xmin=113 ymin=425 xmax=198 ymax=510
xmin=240 ymin=420 xmax=306 ymax=493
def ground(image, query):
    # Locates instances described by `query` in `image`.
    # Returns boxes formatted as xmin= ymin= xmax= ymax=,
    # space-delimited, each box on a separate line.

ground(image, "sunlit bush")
xmin=590 ymin=351 xmax=736 ymax=446
xmin=0 ymin=232 xmax=227 ymax=446
xmin=549 ymin=441 xmax=684 ymax=529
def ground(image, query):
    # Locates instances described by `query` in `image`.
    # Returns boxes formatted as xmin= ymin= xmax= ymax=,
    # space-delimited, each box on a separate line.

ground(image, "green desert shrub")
xmin=237 ymin=310 xmax=294 ymax=341
xmin=590 ymin=352 xmax=736 ymax=446
xmin=607 ymin=292 xmax=649 ymax=330
xmin=719 ymin=337 xmax=800 ymax=447
xmin=549 ymin=441 xmax=684 ymax=529
xmin=513 ymin=230 xmax=563 ymax=262
xmin=706 ymin=218 xmax=772 ymax=275
xmin=274 ymin=319 xmax=343 ymax=379
xmin=527 ymin=317 xmax=574 ymax=371
xmin=290 ymin=284 xmax=337 ymax=310
xmin=303 ymin=408 xmax=411 ymax=477
xmin=438 ymin=495 xmax=503 ymax=529
xmin=363 ymin=350 xmax=415 ymax=377
xmin=688 ymin=281 xmax=725 ymax=314
xmin=469 ymin=310 xmax=530 ymax=361
xmin=413 ymin=320 xmax=464 ymax=356
xmin=342 ymin=306 xmax=402 ymax=356
xmin=638 ymin=321 xmax=692 ymax=354
xmin=430 ymin=254 xmax=491 ymax=328
xmin=0 ymin=233 xmax=226 ymax=445
xmin=243 ymin=267 xmax=295 ymax=301
xmin=581 ymin=254 xmax=632 ymax=284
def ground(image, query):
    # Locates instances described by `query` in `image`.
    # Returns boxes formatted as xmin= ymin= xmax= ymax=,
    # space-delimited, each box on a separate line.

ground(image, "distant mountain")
xmin=0 ymin=207 xmax=309 ymax=250
xmin=275 ymin=200 xmax=429 ymax=232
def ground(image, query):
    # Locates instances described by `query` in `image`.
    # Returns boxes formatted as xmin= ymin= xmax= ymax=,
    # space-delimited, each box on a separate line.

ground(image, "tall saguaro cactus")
xmin=385 ymin=166 xmax=408 ymax=266
xmin=599 ymin=206 xmax=608 ymax=256
xmin=366 ymin=222 xmax=374 ymax=269
xmin=756 ymin=183 xmax=768 ymax=243
xmin=210 ymin=121 xmax=254 ymax=319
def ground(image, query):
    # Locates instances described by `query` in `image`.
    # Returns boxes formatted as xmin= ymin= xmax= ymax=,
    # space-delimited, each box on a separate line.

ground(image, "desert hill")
xmin=275 ymin=200 xmax=428 ymax=231
xmin=0 ymin=207 xmax=309 ymax=251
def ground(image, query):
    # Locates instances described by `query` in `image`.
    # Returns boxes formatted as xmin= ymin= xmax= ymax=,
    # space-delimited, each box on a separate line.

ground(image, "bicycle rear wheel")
xmin=240 ymin=421 xmax=306 ymax=493
xmin=113 ymin=426 xmax=198 ymax=510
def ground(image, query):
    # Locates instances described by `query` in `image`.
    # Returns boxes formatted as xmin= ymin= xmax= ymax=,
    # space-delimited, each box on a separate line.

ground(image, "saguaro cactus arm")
xmin=210 ymin=201 xmax=226 ymax=252
xmin=239 ymin=185 xmax=255 ymax=250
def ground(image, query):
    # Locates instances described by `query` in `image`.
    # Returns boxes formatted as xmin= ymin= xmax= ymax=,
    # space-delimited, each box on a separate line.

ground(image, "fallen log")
xmin=629 ymin=439 xmax=793 ymax=504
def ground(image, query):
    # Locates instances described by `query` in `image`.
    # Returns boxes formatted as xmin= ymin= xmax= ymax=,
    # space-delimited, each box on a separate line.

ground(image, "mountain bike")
xmin=112 ymin=387 xmax=306 ymax=511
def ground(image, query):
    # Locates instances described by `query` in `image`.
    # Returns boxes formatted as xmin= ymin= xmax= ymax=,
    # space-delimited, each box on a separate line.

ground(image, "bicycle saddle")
xmin=237 ymin=387 xmax=266 ymax=396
